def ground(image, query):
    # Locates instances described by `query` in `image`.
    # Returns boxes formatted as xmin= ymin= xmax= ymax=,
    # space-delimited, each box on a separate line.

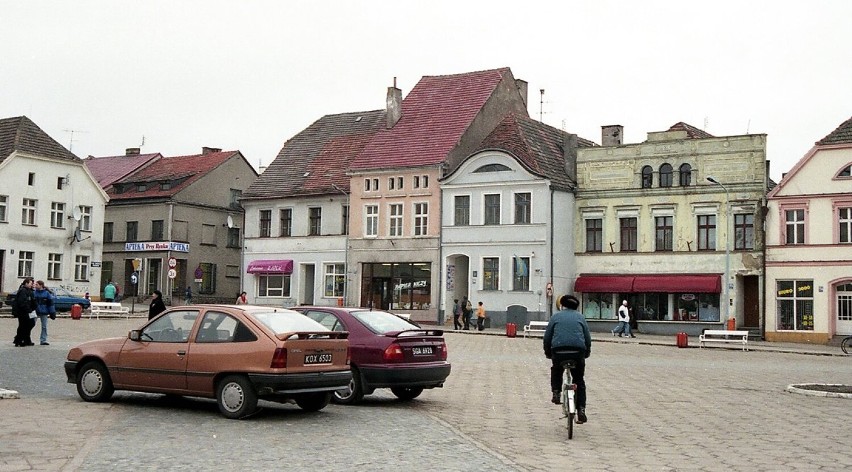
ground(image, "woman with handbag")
xmin=12 ymin=277 xmax=36 ymax=347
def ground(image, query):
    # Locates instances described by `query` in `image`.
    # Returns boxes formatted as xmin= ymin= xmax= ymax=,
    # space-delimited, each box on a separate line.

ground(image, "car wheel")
xmin=216 ymin=375 xmax=258 ymax=419
xmin=295 ymin=392 xmax=332 ymax=412
xmin=332 ymin=367 xmax=364 ymax=405
xmin=76 ymin=361 xmax=114 ymax=402
xmin=391 ymin=387 xmax=423 ymax=401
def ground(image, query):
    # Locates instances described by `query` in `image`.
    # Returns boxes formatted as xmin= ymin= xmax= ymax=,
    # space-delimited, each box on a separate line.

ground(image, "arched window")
xmin=679 ymin=163 xmax=692 ymax=186
xmin=838 ymin=164 xmax=851 ymax=178
xmin=473 ymin=163 xmax=511 ymax=173
xmin=659 ymin=164 xmax=673 ymax=187
xmin=641 ymin=166 xmax=653 ymax=188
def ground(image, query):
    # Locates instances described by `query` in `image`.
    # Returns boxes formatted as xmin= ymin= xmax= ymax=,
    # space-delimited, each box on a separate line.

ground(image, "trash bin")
xmin=71 ymin=304 xmax=83 ymax=320
xmin=506 ymin=323 xmax=517 ymax=338
xmin=676 ymin=332 xmax=688 ymax=348
xmin=726 ymin=318 xmax=736 ymax=331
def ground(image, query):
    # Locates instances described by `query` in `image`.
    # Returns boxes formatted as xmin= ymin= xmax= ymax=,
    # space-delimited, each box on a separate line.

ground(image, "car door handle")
xmin=177 ymin=350 xmax=187 ymax=356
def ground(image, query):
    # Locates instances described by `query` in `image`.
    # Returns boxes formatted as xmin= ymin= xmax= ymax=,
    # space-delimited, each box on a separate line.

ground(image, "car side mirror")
xmin=129 ymin=330 xmax=141 ymax=341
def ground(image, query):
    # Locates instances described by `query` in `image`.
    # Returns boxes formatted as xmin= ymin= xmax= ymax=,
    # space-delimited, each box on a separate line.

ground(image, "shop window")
xmin=199 ymin=263 xmax=217 ymax=294
xmin=582 ymin=293 xmax=614 ymax=320
xmin=483 ymin=257 xmax=499 ymax=290
xmin=324 ymin=263 xmax=345 ymax=297
xmin=776 ymin=280 xmax=814 ymax=330
xmin=258 ymin=274 xmax=291 ymax=297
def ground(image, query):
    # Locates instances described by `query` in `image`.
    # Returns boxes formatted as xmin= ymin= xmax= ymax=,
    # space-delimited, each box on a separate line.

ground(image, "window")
xmin=838 ymin=164 xmax=851 ymax=178
xmin=641 ymin=166 xmax=653 ymax=188
xmin=80 ymin=206 xmax=92 ymax=231
xmin=659 ymin=164 xmax=673 ymax=188
xmin=389 ymin=203 xmax=403 ymax=237
xmin=151 ymin=220 xmax=164 ymax=241
xmin=225 ymin=265 xmax=240 ymax=278
xmin=735 ymin=213 xmax=755 ymax=250
xmin=57 ymin=176 xmax=65 ymax=190
xmin=309 ymin=207 xmax=322 ymax=236
xmin=75 ymin=255 xmax=89 ymax=281
xmin=126 ymin=221 xmax=138 ymax=242
xmin=483 ymin=257 xmax=500 ymax=290
xmin=22 ymin=198 xmax=36 ymax=225
xmin=279 ymin=209 xmax=292 ymax=237
xmin=324 ymin=263 xmax=345 ymax=297
xmin=785 ymin=209 xmax=805 ymax=245
xmin=365 ymin=178 xmax=379 ymax=192
xmin=227 ymin=227 xmax=241 ymax=248
xmin=259 ymin=210 xmax=271 ymax=238
xmin=454 ymin=195 xmax=470 ymax=226
xmin=50 ymin=202 xmax=65 ymax=228
xmin=839 ymin=208 xmax=852 ymax=243
xmin=258 ymin=274 xmax=291 ymax=297
xmin=697 ymin=215 xmax=716 ymax=251
xmin=397 ymin=177 xmax=403 ymax=189
xmin=776 ymin=280 xmax=814 ymax=331
xmin=414 ymin=175 xmax=429 ymax=188
xmin=474 ymin=164 xmax=511 ymax=173
xmin=104 ymin=222 xmax=114 ymax=242
xmin=679 ymin=163 xmax=692 ymax=186
xmin=196 ymin=312 xmax=255 ymax=343
xmin=199 ymin=262 xmax=217 ymax=294
xmin=48 ymin=253 xmax=62 ymax=280
xmin=201 ymin=224 xmax=216 ymax=245
xmin=159 ymin=181 xmax=171 ymax=191
xmin=0 ymin=195 xmax=7 ymax=222
xmin=365 ymin=205 xmax=378 ymax=236
xmin=28 ymin=172 xmax=35 ymax=186
xmin=515 ymin=193 xmax=531 ymax=224
xmin=586 ymin=218 xmax=603 ymax=252
xmin=142 ymin=311 xmax=199 ymax=343
xmin=512 ymin=256 xmax=530 ymax=291
xmin=18 ymin=251 xmax=34 ymax=277
xmin=413 ymin=176 xmax=420 ymax=188
xmin=388 ymin=177 xmax=395 ymax=190
xmin=484 ymin=194 xmax=500 ymax=225
xmin=414 ymin=203 xmax=428 ymax=236
xmin=620 ymin=217 xmax=637 ymax=252
xmin=655 ymin=216 xmax=673 ymax=251
xmin=341 ymin=205 xmax=349 ymax=235
xmin=229 ymin=189 xmax=242 ymax=209
xmin=136 ymin=183 xmax=147 ymax=192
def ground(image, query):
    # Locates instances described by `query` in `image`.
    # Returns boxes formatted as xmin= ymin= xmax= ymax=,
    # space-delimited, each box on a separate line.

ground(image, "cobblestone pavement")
xmin=1 ymin=317 xmax=850 ymax=471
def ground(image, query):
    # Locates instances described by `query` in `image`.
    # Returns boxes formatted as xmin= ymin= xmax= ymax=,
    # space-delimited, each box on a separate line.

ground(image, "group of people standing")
xmin=452 ymin=296 xmax=486 ymax=331
xmin=12 ymin=277 xmax=56 ymax=347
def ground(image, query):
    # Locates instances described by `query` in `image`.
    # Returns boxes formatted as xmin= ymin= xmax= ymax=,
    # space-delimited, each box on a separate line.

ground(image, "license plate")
xmin=412 ymin=346 xmax=433 ymax=356
xmin=304 ymin=353 xmax=332 ymax=365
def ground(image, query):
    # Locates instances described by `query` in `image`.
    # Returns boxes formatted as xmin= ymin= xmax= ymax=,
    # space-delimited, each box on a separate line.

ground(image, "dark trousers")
xmin=476 ymin=317 xmax=484 ymax=331
xmin=550 ymin=350 xmax=586 ymax=410
xmin=453 ymin=313 xmax=462 ymax=330
xmin=14 ymin=315 xmax=35 ymax=345
xmin=462 ymin=313 xmax=471 ymax=330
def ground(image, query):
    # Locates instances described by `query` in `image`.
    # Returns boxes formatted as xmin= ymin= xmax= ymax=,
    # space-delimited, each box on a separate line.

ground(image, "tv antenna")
xmin=63 ymin=129 xmax=88 ymax=152
xmin=539 ymin=89 xmax=545 ymax=122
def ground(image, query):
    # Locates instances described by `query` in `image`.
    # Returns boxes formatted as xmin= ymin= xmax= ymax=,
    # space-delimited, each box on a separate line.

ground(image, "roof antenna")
xmin=539 ymin=89 xmax=545 ymax=122
xmin=63 ymin=128 xmax=88 ymax=152
xmin=139 ymin=135 xmax=145 ymax=149
xmin=746 ymin=119 xmax=751 ymax=134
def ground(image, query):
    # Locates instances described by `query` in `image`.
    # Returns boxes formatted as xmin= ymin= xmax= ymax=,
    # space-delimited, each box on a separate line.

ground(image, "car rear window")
xmin=251 ymin=310 xmax=329 ymax=334
xmin=351 ymin=310 xmax=417 ymax=334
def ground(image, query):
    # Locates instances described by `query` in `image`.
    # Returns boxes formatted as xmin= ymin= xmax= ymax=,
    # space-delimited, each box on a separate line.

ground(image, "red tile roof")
xmin=0 ymin=116 xmax=79 ymax=163
xmin=817 ymin=116 xmax=852 ymax=145
xmin=84 ymin=153 xmax=161 ymax=188
xmin=667 ymin=122 xmax=715 ymax=139
xmin=350 ymin=68 xmax=511 ymax=171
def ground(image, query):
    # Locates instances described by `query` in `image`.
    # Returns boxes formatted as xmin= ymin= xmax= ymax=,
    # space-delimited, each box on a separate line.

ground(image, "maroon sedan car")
xmin=293 ymin=307 xmax=451 ymax=404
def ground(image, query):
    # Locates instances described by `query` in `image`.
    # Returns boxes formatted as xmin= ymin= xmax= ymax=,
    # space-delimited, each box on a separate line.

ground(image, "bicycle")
xmin=842 ymin=336 xmax=852 ymax=355
xmin=560 ymin=359 xmax=578 ymax=439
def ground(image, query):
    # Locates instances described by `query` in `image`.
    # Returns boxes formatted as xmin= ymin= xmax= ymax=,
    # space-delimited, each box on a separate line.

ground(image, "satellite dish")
xmin=226 ymin=215 xmax=234 ymax=228
xmin=72 ymin=206 xmax=82 ymax=221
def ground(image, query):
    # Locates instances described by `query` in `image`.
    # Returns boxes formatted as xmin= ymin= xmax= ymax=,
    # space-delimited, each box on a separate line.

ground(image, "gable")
xmin=0 ymin=116 xmax=79 ymax=164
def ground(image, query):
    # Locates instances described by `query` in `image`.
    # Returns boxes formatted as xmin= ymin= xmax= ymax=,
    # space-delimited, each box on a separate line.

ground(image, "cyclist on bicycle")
xmin=543 ymin=294 xmax=592 ymax=424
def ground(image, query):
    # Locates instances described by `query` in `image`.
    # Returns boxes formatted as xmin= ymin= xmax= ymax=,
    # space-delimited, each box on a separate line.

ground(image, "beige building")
xmin=765 ymin=116 xmax=852 ymax=343
xmin=574 ymin=123 xmax=769 ymax=336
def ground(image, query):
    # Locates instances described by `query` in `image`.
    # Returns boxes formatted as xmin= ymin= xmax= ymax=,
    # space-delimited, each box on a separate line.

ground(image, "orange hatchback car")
xmin=64 ymin=305 xmax=351 ymax=419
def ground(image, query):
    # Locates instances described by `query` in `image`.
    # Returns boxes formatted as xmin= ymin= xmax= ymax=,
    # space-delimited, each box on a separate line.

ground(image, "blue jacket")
xmin=543 ymin=308 xmax=592 ymax=357
xmin=33 ymin=288 xmax=56 ymax=316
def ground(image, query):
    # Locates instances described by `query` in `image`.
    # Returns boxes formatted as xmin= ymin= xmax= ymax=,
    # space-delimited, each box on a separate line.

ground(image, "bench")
xmin=89 ymin=302 xmax=131 ymax=319
xmin=523 ymin=321 xmax=549 ymax=338
xmin=699 ymin=330 xmax=749 ymax=351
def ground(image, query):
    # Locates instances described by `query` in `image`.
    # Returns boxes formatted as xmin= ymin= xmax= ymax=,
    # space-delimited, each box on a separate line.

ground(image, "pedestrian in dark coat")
xmin=12 ymin=277 xmax=36 ymax=346
xmin=148 ymin=290 xmax=167 ymax=320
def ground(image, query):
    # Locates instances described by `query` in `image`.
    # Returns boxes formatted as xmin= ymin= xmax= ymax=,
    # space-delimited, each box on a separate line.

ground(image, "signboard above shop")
xmin=125 ymin=242 xmax=190 ymax=252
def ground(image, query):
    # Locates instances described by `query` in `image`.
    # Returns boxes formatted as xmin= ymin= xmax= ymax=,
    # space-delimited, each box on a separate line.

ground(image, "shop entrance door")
xmin=743 ymin=276 xmax=760 ymax=327
xmin=836 ymin=283 xmax=852 ymax=335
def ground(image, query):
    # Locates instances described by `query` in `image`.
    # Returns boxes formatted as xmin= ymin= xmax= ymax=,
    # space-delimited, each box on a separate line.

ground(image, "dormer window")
xmin=160 ymin=181 xmax=171 ymax=190
xmin=136 ymin=183 xmax=147 ymax=192
xmin=474 ymin=163 xmax=511 ymax=173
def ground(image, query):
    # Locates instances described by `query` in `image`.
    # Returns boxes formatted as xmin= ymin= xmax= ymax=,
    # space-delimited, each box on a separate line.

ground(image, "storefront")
xmin=360 ymin=262 xmax=431 ymax=312
xmin=575 ymin=274 xmax=723 ymax=336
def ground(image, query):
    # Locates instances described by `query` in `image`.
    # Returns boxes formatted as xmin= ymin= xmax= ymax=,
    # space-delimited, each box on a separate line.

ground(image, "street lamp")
xmin=706 ymin=176 xmax=731 ymax=325
xmin=331 ymin=183 xmax=349 ymax=306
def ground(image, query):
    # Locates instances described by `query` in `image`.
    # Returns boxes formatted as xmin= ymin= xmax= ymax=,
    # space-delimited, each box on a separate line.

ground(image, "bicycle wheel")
xmin=842 ymin=336 xmax=852 ymax=355
xmin=567 ymin=407 xmax=574 ymax=439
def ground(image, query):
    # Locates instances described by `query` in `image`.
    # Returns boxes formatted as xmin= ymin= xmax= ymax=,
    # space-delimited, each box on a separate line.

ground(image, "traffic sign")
xmin=168 ymin=257 xmax=177 ymax=268
xmin=130 ymin=273 xmax=138 ymax=285
xmin=167 ymin=268 xmax=177 ymax=279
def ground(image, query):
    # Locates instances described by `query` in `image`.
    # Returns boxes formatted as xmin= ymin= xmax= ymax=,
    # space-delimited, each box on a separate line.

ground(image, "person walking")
xmin=235 ymin=291 xmax=248 ymax=305
xmin=461 ymin=295 xmax=473 ymax=330
xmin=543 ymin=294 xmax=592 ymax=424
xmin=12 ymin=277 xmax=37 ymax=347
xmin=611 ymin=300 xmax=635 ymax=337
xmin=451 ymin=299 xmax=462 ymax=330
xmin=33 ymin=280 xmax=56 ymax=345
xmin=148 ymin=290 xmax=167 ymax=320
xmin=476 ymin=301 xmax=486 ymax=331
xmin=184 ymin=285 xmax=192 ymax=304
xmin=103 ymin=281 xmax=117 ymax=302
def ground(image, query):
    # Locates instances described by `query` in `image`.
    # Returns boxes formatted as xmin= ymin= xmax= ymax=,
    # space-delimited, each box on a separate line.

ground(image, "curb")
xmin=786 ymin=383 xmax=852 ymax=399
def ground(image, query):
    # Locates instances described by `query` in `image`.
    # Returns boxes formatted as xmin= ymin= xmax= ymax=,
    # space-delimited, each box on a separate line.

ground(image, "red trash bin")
xmin=676 ymin=332 xmax=688 ymax=348
xmin=71 ymin=304 xmax=83 ymax=320
xmin=506 ymin=323 xmax=517 ymax=338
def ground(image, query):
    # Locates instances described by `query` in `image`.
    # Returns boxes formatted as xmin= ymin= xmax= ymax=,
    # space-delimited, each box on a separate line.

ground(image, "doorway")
xmin=146 ymin=258 xmax=162 ymax=297
xmin=302 ymin=264 xmax=315 ymax=305
xmin=836 ymin=282 xmax=852 ymax=335
xmin=743 ymin=275 xmax=760 ymax=327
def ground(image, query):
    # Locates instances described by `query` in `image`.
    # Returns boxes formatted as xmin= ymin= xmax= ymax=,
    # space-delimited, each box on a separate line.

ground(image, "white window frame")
xmin=18 ymin=251 xmax=34 ymax=277
xmin=514 ymin=192 xmax=531 ymax=224
xmin=80 ymin=205 xmax=92 ymax=231
xmin=324 ymin=263 xmax=345 ymax=297
xmin=839 ymin=207 xmax=852 ymax=244
xmin=75 ymin=255 xmax=90 ymax=281
xmin=413 ymin=202 xmax=428 ymax=236
xmin=22 ymin=198 xmax=36 ymax=225
xmin=51 ymin=202 xmax=66 ymax=229
xmin=48 ymin=253 xmax=62 ymax=280
xmin=365 ymin=204 xmax=379 ymax=237
xmin=258 ymin=274 xmax=291 ymax=297
xmin=0 ymin=195 xmax=7 ymax=222
xmin=389 ymin=203 xmax=403 ymax=237
xmin=484 ymin=194 xmax=501 ymax=225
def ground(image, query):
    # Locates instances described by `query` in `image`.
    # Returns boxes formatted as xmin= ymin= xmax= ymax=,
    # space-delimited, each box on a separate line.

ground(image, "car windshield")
xmin=351 ymin=310 xmax=418 ymax=334
xmin=251 ymin=309 xmax=329 ymax=334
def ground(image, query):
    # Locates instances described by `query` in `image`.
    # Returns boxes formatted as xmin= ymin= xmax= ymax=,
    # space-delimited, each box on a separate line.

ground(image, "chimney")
xmin=563 ymin=133 xmax=579 ymax=185
xmin=202 ymin=147 xmax=222 ymax=154
xmin=515 ymin=79 xmax=528 ymax=108
xmin=601 ymin=125 xmax=623 ymax=146
xmin=126 ymin=147 xmax=140 ymax=156
xmin=386 ymin=77 xmax=402 ymax=129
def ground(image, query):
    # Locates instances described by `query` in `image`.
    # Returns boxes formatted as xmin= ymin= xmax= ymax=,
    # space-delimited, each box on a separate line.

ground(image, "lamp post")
xmin=331 ymin=183 xmax=349 ymax=306
xmin=706 ymin=176 xmax=731 ymax=325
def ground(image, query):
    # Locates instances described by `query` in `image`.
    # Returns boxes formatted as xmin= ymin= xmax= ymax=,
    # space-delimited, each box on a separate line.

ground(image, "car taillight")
xmin=346 ymin=346 xmax=351 ymax=365
xmin=439 ymin=340 xmax=448 ymax=361
xmin=270 ymin=347 xmax=287 ymax=368
xmin=383 ymin=343 xmax=404 ymax=362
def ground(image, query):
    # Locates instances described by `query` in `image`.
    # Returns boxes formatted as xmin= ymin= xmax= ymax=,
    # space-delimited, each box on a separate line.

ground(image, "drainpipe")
xmin=549 ymin=187 xmax=554 ymax=319
xmin=437 ymin=174 xmax=444 ymax=326
xmin=331 ymin=183 xmax=349 ymax=306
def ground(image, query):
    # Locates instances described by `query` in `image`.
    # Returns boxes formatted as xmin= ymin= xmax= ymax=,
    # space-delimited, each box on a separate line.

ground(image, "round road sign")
xmin=168 ymin=257 xmax=177 ymax=268
xmin=168 ymin=268 xmax=177 ymax=279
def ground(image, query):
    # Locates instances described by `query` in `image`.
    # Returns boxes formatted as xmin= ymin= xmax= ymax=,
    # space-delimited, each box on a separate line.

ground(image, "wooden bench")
xmin=699 ymin=330 xmax=749 ymax=351
xmin=523 ymin=321 xmax=549 ymax=338
xmin=89 ymin=302 xmax=131 ymax=319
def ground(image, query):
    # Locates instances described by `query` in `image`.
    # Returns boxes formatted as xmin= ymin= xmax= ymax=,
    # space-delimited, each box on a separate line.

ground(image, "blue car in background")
xmin=5 ymin=286 xmax=91 ymax=313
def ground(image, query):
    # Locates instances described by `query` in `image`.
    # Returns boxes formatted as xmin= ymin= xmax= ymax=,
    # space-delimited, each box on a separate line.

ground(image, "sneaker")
xmin=577 ymin=409 xmax=587 ymax=424
xmin=551 ymin=391 xmax=561 ymax=404
xmin=630 ymin=335 xmax=636 ymax=338
xmin=40 ymin=342 xmax=50 ymax=345
xmin=611 ymin=330 xmax=616 ymax=336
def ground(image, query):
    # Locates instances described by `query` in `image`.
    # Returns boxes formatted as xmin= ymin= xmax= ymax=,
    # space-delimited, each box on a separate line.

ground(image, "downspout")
xmin=437 ymin=173 xmax=444 ymax=326
xmin=549 ymin=187 xmax=554 ymax=319
xmin=167 ymin=201 xmax=174 ymax=304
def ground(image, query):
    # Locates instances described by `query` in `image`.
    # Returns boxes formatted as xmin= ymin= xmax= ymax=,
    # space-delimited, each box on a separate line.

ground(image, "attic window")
xmin=136 ymin=183 xmax=147 ymax=192
xmin=839 ymin=164 xmax=851 ymax=178
xmin=355 ymin=116 xmax=363 ymax=122
xmin=473 ymin=164 xmax=511 ymax=173
xmin=160 ymin=181 xmax=172 ymax=190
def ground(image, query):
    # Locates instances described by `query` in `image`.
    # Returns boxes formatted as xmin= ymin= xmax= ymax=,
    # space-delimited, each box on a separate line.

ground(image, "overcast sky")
xmin=2 ymin=1 xmax=850 ymax=182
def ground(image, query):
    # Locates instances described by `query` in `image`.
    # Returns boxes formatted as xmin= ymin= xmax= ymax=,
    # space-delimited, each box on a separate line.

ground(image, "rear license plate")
xmin=304 ymin=353 xmax=332 ymax=365
xmin=412 ymin=346 xmax=433 ymax=356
